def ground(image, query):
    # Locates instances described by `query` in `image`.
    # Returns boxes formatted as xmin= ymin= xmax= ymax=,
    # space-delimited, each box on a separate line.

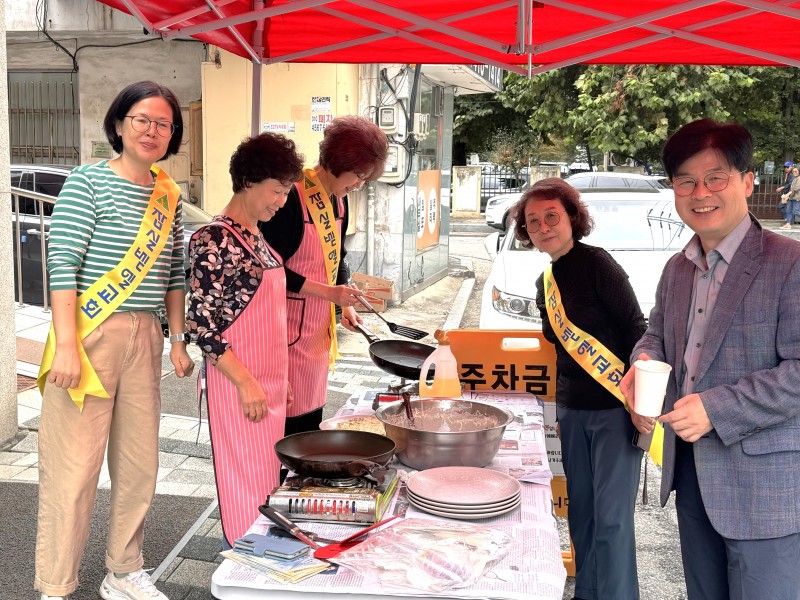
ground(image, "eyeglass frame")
xmin=670 ymin=169 xmax=749 ymax=197
xmin=524 ymin=210 xmax=562 ymax=233
xmin=124 ymin=115 xmax=176 ymax=138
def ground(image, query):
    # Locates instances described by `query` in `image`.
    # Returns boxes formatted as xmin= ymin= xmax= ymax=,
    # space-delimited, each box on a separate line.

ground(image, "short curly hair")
xmin=229 ymin=132 xmax=305 ymax=194
xmin=512 ymin=177 xmax=593 ymax=249
xmin=319 ymin=116 xmax=389 ymax=180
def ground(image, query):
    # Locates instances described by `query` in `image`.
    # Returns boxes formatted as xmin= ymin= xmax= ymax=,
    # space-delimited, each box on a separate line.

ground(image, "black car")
xmin=10 ymin=163 xmax=210 ymax=305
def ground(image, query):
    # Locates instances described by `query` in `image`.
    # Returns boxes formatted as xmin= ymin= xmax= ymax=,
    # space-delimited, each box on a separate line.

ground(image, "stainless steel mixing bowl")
xmin=374 ymin=399 xmax=514 ymax=470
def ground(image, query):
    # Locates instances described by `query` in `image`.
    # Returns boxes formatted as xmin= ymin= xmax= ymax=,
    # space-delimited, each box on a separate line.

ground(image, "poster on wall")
xmin=263 ymin=121 xmax=296 ymax=133
xmin=311 ymin=96 xmax=331 ymax=112
xmin=416 ymin=170 xmax=442 ymax=251
xmin=311 ymin=113 xmax=333 ymax=132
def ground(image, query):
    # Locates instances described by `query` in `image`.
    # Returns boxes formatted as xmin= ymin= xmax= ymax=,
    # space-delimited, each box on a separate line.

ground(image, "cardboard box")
xmin=354 ymin=297 xmax=387 ymax=313
xmin=352 ymin=272 xmax=394 ymax=301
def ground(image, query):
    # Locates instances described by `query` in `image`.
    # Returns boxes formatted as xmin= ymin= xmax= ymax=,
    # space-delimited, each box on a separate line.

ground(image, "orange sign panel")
xmin=416 ymin=170 xmax=441 ymax=250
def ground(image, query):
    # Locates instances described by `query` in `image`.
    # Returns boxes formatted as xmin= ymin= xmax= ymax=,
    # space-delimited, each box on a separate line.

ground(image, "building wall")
xmin=201 ymin=49 xmax=360 ymax=215
xmin=5 ymin=0 xmax=140 ymax=32
xmin=1 ymin=0 xmax=19 ymax=446
xmin=7 ymin=32 xmax=205 ymax=201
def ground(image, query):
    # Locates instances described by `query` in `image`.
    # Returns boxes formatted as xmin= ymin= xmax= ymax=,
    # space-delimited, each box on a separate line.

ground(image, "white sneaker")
xmin=99 ymin=570 xmax=168 ymax=600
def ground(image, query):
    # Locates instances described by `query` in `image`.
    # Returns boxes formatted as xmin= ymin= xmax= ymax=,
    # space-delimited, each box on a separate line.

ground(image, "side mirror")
xmin=484 ymin=231 xmax=501 ymax=259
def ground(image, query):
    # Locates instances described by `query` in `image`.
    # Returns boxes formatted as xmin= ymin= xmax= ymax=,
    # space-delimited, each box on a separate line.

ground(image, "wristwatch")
xmin=169 ymin=332 xmax=187 ymax=344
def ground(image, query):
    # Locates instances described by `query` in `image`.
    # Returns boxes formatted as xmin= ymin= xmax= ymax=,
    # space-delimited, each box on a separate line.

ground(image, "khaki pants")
xmin=35 ymin=311 xmax=164 ymax=596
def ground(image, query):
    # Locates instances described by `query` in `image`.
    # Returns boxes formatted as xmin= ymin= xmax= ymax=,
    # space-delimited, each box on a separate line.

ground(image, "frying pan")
xmin=274 ymin=429 xmax=395 ymax=478
xmin=354 ymin=323 xmax=435 ymax=380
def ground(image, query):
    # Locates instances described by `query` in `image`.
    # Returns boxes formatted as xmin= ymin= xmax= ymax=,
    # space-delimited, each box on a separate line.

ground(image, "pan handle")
xmin=354 ymin=322 xmax=380 ymax=345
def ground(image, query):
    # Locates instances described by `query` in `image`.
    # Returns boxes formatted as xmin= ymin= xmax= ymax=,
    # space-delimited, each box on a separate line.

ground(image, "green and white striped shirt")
xmin=47 ymin=161 xmax=185 ymax=312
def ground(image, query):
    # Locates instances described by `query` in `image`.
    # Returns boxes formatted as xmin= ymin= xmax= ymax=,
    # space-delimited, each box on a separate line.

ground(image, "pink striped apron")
xmin=203 ymin=222 xmax=288 ymax=545
xmin=284 ymin=189 xmax=345 ymax=417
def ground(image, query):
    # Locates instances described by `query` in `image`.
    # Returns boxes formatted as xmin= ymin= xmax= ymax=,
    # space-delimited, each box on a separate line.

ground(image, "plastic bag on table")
xmin=329 ymin=518 xmax=513 ymax=593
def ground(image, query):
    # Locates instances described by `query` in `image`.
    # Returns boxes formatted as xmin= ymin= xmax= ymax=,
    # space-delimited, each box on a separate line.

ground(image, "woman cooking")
xmin=260 ymin=115 xmax=389 ymax=435
xmin=187 ymin=132 xmax=304 ymax=547
xmin=512 ymin=178 xmax=646 ymax=600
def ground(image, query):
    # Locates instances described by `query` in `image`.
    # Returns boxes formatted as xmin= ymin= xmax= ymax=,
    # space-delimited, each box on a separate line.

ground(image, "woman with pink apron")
xmin=186 ymin=132 xmax=304 ymax=546
xmin=260 ymin=116 xmax=390 ymax=436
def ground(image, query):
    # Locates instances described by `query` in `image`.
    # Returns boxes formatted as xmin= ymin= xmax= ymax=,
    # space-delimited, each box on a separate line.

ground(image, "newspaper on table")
xmin=211 ymin=389 xmax=566 ymax=600
xmin=220 ymin=548 xmax=329 ymax=584
xmin=213 ymin=480 xmax=565 ymax=600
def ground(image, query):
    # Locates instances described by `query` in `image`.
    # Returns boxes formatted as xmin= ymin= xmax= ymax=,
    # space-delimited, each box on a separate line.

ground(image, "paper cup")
xmin=633 ymin=360 xmax=672 ymax=417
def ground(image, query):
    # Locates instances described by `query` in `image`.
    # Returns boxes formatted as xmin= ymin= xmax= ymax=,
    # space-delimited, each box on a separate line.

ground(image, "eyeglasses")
xmin=525 ymin=211 xmax=561 ymax=233
xmin=671 ymin=170 xmax=747 ymax=197
xmin=124 ymin=115 xmax=176 ymax=138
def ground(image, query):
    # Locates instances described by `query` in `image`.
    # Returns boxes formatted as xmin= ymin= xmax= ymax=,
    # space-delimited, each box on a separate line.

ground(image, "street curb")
xmin=443 ymin=277 xmax=476 ymax=331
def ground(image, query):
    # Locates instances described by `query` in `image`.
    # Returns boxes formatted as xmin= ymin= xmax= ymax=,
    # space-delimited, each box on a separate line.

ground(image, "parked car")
xmin=565 ymin=171 xmax=672 ymax=193
xmin=10 ymin=163 xmax=210 ymax=305
xmin=484 ymin=171 xmax=671 ymax=232
xmin=480 ymin=192 xmax=691 ymax=329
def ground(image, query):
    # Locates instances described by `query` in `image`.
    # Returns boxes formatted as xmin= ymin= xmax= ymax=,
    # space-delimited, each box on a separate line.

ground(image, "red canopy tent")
xmin=98 ymin=0 xmax=800 ymax=73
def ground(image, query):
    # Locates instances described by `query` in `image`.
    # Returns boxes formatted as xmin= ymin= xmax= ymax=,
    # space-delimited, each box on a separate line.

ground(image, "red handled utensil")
xmin=258 ymin=504 xmax=321 ymax=549
xmin=313 ymin=515 xmax=400 ymax=560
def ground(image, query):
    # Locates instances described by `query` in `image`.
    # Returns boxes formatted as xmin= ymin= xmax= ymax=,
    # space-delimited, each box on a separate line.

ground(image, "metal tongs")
xmin=351 ymin=287 xmax=428 ymax=340
xmin=401 ymin=390 xmax=415 ymax=425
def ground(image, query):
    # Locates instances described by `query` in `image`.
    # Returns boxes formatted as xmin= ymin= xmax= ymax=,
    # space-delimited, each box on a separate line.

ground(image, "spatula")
xmin=354 ymin=294 xmax=428 ymax=340
xmin=313 ymin=515 xmax=400 ymax=560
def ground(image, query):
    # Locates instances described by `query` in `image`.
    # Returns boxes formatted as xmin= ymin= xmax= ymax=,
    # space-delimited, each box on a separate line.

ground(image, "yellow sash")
xmin=37 ymin=165 xmax=180 ymax=411
xmin=299 ymin=168 xmax=341 ymax=367
xmin=544 ymin=266 xmax=663 ymax=466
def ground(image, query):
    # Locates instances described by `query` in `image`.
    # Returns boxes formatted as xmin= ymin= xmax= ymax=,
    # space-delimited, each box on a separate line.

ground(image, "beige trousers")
xmin=35 ymin=311 xmax=164 ymax=596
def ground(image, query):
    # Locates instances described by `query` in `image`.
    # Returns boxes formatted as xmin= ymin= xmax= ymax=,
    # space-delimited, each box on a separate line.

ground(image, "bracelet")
xmin=169 ymin=332 xmax=187 ymax=344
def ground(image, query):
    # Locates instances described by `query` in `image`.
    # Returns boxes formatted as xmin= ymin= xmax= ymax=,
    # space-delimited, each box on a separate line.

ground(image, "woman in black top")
xmin=512 ymin=178 xmax=646 ymax=600
xmin=260 ymin=116 xmax=388 ymax=436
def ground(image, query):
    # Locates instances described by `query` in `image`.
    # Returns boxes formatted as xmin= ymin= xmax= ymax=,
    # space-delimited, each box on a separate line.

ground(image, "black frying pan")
xmin=274 ymin=430 xmax=395 ymax=478
xmin=354 ymin=323 xmax=435 ymax=380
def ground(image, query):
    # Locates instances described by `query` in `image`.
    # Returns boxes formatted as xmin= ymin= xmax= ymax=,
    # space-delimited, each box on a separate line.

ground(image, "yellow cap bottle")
xmin=418 ymin=330 xmax=462 ymax=398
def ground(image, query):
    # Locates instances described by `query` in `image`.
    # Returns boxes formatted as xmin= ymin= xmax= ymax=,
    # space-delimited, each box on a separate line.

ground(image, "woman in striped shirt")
xmin=36 ymin=81 xmax=192 ymax=600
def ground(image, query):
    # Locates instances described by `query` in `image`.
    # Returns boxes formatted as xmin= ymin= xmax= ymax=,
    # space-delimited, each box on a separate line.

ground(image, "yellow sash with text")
xmin=544 ymin=266 xmax=663 ymax=466
xmin=37 ymin=165 xmax=180 ymax=411
xmin=299 ymin=168 xmax=340 ymax=367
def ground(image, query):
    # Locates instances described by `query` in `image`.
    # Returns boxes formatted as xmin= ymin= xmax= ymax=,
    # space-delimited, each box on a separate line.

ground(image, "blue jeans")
xmin=557 ymin=405 xmax=643 ymax=600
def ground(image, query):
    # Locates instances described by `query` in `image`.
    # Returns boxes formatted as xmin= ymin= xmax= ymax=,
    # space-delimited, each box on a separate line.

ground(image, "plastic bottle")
xmin=418 ymin=330 xmax=462 ymax=398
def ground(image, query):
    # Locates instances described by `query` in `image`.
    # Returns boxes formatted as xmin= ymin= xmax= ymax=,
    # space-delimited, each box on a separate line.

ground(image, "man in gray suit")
xmin=621 ymin=119 xmax=800 ymax=600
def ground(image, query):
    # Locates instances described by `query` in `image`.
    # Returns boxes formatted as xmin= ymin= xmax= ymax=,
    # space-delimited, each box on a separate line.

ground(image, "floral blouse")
xmin=187 ymin=215 xmax=280 ymax=363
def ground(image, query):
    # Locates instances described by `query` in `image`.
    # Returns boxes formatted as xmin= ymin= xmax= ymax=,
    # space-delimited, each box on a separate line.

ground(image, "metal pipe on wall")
xmin=364 ymin=63 xmax=379 ymax=276
xmin=367 ymin=180 xmax=375 ymax=276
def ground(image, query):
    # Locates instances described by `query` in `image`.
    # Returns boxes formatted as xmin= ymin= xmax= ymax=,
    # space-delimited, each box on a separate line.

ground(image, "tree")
xmin=452 ymin=93 xmax=530 ymax=164
xmin=458 ymin=65 xmax=800 ymax=173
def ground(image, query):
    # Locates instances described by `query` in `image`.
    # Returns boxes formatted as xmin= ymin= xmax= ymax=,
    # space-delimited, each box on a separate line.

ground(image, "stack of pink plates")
xmin=406 ymin=466 xmax=522 ymax=520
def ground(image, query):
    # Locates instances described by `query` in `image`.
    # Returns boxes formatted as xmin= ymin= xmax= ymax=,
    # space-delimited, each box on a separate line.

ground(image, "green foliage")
xmin=457 ymin=65 xmax=800 ymax=171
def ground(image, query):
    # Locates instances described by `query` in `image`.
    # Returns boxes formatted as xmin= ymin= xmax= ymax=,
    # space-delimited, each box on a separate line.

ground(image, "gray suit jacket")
xmin=633 ymin=216 xmax=800 ymax=540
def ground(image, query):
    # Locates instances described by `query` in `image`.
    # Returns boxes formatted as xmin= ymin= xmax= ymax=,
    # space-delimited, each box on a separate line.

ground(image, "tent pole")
xmin=250 ymin=0 xmax=265 ymax=137
xmin=251 ymin=60 xmax=262 ymax=137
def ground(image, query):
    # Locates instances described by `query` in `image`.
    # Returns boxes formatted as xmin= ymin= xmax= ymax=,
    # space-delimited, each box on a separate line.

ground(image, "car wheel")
xmin=501 ymin=212 xmax=509 ymax=232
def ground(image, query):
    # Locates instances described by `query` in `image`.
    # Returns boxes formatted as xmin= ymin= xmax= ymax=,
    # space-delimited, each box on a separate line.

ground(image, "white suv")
xmin=484 ymin=171 xmax=671 ymax=232
xmin=480 ymin=191 xmax=689 ymax=329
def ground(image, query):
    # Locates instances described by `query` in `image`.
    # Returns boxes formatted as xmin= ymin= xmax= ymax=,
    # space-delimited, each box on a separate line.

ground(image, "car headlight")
xmin=491 ymin=286 xmax=541 ymax=324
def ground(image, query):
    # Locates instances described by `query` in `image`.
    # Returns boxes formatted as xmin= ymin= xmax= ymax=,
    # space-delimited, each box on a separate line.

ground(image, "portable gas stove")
xmin=267 ymin=467 xmax=399 ymax=523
